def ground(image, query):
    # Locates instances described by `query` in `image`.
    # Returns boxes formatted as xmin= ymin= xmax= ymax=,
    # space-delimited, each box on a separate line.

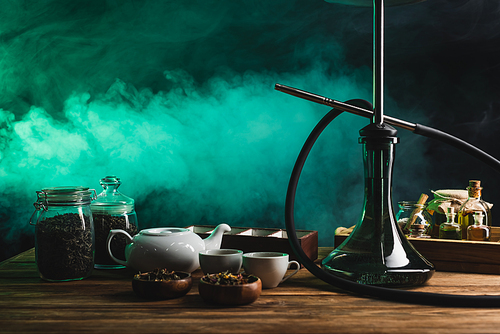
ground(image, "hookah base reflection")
xmin=322 ymin=251 xmax=434 ymax=287
xmin=323 ymin=267 xmax=434 ymax=286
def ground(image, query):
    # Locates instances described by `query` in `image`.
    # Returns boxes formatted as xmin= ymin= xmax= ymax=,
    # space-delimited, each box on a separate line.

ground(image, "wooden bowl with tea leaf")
xmin=132 ymin=268 xmax=192 ymax=300
xmin=198 ymin=271 xmax=262 ymax=305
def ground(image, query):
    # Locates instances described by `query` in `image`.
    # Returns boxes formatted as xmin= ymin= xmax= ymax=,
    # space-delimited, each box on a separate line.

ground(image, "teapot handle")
xmin=107 ymin=229 xmax=132 ymax=267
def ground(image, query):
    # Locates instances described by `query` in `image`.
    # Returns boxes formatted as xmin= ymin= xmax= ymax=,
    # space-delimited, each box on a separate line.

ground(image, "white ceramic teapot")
xmin=106 ymin=224 xmax=231 ymax=272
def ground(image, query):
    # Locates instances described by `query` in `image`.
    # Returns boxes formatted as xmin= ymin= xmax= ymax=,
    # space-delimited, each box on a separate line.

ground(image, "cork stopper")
xmin=469 ymin=180 xmax=481 ymax=188
xmin=467 ymin=180 xmax=482 ymax=198
xmin=405 ymin=193 xmax=429 ymax=231
xmin=416 ymin=193 xmax=429 ymax=205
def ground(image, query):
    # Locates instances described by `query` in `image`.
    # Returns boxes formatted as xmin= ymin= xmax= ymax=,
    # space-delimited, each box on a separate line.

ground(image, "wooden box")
xmin=186 ymin=225 xmax=318 ymax=263
xmin=334 ymin=227 xmax=500 ymax=275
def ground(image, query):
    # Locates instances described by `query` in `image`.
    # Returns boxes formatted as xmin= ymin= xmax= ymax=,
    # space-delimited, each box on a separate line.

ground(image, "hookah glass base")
xmin=321 ymin=123 xmax=434 ymax=287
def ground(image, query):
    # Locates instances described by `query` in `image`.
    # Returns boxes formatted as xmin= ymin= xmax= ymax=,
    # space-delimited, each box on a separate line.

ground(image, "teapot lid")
xmin=140 ymin=227 xmax=190 ymax=236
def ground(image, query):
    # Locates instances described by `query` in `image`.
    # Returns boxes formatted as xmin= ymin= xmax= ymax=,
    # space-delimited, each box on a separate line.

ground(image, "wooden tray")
xmin=334 ymin=227 xmax=500 ymax=274
xmin=186 ymin=225 xmax=318 ymax=264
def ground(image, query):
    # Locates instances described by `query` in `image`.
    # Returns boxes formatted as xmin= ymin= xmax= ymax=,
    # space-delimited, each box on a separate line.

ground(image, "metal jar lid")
xmin=35 ymin=186 xmax=96 ymax=208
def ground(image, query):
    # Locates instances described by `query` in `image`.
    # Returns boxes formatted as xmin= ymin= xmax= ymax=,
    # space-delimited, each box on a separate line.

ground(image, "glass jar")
xmin=396 ymin=201 xmax=433 ymax=237
xmin=30 ymin=186 xmax=96 ymax=282
xmin=91 ymin=176 xmax=138 ymax=269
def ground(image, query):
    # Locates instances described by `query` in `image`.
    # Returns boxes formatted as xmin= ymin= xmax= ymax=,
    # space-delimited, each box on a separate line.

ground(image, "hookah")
xmin=279 ymin=0 xmax=500 ymax=306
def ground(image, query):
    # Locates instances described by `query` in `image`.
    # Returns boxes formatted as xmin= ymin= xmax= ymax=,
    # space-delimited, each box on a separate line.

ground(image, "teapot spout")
xmin=203 ymin=223 xmax=231 ymax=250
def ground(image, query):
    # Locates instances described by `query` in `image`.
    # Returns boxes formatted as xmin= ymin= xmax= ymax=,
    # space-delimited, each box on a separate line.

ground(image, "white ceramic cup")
xmin=199 ymin=249 xmax=243 ymax=274
xmin=242 ymin=252 xmax=300 ymax=289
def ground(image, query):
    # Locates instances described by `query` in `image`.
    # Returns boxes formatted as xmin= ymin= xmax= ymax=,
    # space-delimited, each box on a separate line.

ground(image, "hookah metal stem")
xmin=274 ymin=83 xmax=416 ymax=131
xmin=373 ymin=0 xmax=384 ymax=125
xmin=274 ymin=83 xmax=500 ymax=173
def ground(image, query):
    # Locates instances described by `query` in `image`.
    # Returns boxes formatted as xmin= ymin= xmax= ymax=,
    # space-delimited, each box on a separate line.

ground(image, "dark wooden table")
xmin=2 ymin=247 xmax=500 ymax=333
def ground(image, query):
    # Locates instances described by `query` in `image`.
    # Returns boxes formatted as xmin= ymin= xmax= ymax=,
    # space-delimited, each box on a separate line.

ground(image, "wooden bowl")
xmin=198 ymin=275 xmax=262 ymax=305
xmin=132 ymin=271 xmax=192 ymax=300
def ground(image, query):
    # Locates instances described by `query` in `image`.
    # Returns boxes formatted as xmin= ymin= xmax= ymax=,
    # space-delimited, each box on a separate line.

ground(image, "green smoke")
xmin=5 ymin=0 xmax=479 ymax=261
xmin=0 ymin=62 xmax=375 ymax=255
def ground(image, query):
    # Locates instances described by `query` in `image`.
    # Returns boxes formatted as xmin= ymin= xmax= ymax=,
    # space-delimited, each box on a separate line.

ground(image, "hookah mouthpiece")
xmin=274 ymin=83 xmax=416 ymax=131
xmin=275 ymin=83 xmax=500 ymax=174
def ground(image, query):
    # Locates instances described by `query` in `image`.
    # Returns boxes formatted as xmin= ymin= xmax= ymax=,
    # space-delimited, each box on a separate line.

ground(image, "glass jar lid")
xmin=35 ymin=186 xmax=96 ymax=207
xmin=91 ymin=176 xmax=135 ymax=214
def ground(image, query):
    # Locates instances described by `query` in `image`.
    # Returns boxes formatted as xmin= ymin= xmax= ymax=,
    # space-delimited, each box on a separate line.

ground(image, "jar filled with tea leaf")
xmin=30 ymin=186 xmax=96 ymax=282
xmin=91 ymin=176 xmax=138 ymax=269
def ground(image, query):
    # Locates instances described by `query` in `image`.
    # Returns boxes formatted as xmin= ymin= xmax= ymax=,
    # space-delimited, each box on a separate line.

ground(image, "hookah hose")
xmin=285 ymin=101 xmax=500 ymax=307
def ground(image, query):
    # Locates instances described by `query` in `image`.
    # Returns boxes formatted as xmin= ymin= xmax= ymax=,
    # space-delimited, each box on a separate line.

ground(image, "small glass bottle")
xmin=458 ymin=180 xmax=491 ymax=239
xmin=30 ymin=186 xmax=96 ymax=282
xmin=91 ymin=176 xmax=138 ymax=269
xmin=439 ymin=207 xmax=461 ymax=240
xmin=467 ymin=211 xmax=490 ymax=241
xmin=396 ymin=201 xmax=432 ymax=237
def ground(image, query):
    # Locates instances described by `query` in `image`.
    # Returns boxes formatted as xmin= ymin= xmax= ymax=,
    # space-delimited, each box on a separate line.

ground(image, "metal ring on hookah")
xmin=284 ymin=105 xmax=500 ymax=308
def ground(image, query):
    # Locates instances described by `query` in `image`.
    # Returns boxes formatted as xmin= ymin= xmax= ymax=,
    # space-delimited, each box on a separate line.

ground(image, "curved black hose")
xmin=414 ymin=124 xmax=500 ymax=173
xmin=285 ymin=104 xmax=500 ymax=307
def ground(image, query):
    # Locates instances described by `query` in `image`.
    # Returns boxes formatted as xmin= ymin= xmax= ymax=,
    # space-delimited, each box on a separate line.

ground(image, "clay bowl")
xmin=198 ymin=274 xmax=262 ymax=305
xmin=132 ymin=271 xmax=192 ymax=300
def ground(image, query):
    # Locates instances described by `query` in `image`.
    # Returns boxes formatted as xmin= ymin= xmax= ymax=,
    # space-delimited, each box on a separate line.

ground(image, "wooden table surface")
xmin=2 ymin=247 xmax=500 ymax=334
